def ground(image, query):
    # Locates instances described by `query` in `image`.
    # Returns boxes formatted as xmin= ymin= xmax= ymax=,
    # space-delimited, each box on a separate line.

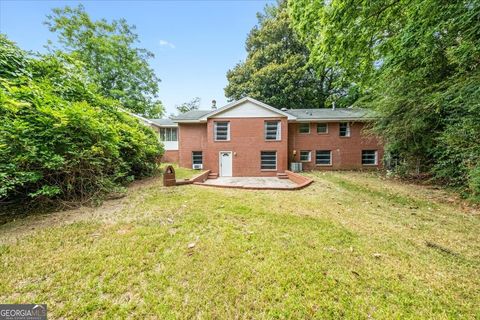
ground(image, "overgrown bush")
xmin=0 ymin=35 xmax=163 ymax=207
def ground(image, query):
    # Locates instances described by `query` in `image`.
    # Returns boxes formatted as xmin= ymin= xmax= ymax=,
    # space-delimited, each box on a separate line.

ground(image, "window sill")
xmin=300 ymin=160 xmax=311 ymax=163
xmin=214 ymin=140 xmax=230 ymax=142
xmin=261 ymin=169 xmax=277 ymax=171
xmin=362 ymin=164 xmax=378 ymax=166
xmin=316 ymin=164 xmax=332 ymax=167
xmin=339 ymin=136 xmax=351 ymax=138
xmin=264 ymin=139 xmax=281 ymax=142
xmin=317 ymin=132 xmax=328 ymax=135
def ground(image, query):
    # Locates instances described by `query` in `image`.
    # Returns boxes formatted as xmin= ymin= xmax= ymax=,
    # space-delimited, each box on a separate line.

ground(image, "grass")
xmin=160 ymin=162 xmax=201 ymax=180
xmin=0 ymin=171 xmax=478 ymax=319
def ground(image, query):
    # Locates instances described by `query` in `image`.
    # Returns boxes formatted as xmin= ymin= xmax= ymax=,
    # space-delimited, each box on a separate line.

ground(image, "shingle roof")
xmin=167 ymin=106 xmax=375 ymax=122
xmin=285 ymin=108 xmax=374 ymax=121
xmin=172 ymin=110 xmax=212 ymax=121
xmin=150 ymin=118 xmax=178 ymax=126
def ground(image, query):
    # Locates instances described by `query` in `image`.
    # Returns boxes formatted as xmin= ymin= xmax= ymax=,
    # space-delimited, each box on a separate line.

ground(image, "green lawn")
xmin=0 ymin=171 xmax=478 ymax=319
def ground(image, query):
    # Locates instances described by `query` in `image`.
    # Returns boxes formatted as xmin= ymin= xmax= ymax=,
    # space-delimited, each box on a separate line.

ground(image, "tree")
xmin=176 ymin=97 xmax=201 ymax=114
xmin=45 ymin=5 xmax=163 ymax=117
xmin=224 ymin=3 xmax=354 ymax=109
xmin=0 ymin=35 xmax=162 ymax=207
xmin=289 ymin=0 xmax=480 ymax=198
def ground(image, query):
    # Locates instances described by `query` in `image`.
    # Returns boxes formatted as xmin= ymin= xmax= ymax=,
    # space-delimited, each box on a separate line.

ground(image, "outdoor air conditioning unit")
xmin=290 ymin=162 xmax=303 ymax=172
xmin=192 ymin=164 xmax=203 ymax=170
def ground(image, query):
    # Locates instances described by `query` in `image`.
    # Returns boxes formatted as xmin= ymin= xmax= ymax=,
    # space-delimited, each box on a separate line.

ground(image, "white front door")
xmin=219 ymin=151 xmax=233 ymax=177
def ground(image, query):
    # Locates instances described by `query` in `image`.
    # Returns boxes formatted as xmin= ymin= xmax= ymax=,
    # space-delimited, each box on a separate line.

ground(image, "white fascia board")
xmin=289 ymin=117 xmax=375 ymax=122
xmin=199 ymin=97 xmax=296 ymax=121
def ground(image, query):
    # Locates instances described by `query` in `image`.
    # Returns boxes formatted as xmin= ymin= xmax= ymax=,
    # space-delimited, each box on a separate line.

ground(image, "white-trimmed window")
xmin=214 ymin=121 xmax=230 ymax=141
xmin=300 ymin=151 xmax=311 ymax=162
xmin=316 ymin=150 xmax=332 ymax=165
xmin=261 ymin=151 xmax=277 ymax=170
xmin=339 ymin=123 xmax=351 ymax=137
xmin=264 ymin=121 xmax=281 ymax=140
xmin=299 ymin=123 xmax=310 ymax=134
xmin=160 ymin=128 xmax=178 ymax=141
xmin=317 ymin=123 xmax=328 ymax=134
xmin=192 ymin=151 xmax=203 ymax=165
xmin=362 ymin=150 xmax=378 ymax=165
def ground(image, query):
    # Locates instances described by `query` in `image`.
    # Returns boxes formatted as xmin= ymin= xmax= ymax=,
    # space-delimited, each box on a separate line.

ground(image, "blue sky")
xmin=0 ymin=0 xmax=274 ymax=115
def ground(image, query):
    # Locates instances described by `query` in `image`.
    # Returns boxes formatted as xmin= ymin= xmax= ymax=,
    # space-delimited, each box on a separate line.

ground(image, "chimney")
xmin=211 ymin=99 xmax=217 ymax=109
xmin=332 ymin=101 xmax=336 ymax=110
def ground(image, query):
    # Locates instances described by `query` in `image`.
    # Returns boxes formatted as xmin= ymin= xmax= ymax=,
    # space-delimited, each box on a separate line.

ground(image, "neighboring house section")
xmin=151 ymin=97 xmax=383 ymax=177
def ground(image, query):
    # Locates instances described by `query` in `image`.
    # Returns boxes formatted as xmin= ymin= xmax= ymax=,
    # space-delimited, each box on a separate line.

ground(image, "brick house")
xmin=150 ymin=97 xmax=383 ymax=177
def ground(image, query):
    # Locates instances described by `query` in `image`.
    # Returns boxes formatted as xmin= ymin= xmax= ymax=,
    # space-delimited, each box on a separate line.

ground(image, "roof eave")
xmin=199 ymin=97 xmax=296 ymax=121
xmin=289 ymin=117 xmax=376 ymax=122
xmin=172 ymin=119 xmax=207 ymax=123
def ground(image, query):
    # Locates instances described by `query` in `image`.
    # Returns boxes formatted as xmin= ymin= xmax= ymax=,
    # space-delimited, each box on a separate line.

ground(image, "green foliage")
xmin=176 ymin=97 xmax=201 ymax=114
xmin=289 ymin=0 xmax=480 ymax=197
xmin=225 ymin=3 xmax=355 ymax=109
xmin=0 ymin=35 xmax=163 ymax=205
xmin=45 ymin=5 xmax=163 ymax=117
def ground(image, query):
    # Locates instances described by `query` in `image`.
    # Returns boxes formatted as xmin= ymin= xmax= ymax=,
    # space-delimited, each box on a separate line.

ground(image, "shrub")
xmin=0 ymin=35 xmax=163 ymax=207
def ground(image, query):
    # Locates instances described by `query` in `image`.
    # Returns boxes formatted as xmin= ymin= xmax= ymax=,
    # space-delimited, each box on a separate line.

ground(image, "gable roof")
xmin=286 ymin=108 xmax=375 ymax=121
xmin=170 ymin=97 xmax=375 ymax=123
xmin=199 ymin=97 xmax=296 ymax=120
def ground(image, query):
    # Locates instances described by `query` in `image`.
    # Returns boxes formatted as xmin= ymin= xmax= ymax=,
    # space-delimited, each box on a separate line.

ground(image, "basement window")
xmin=362 ymin=150 xmax=377 ymax=165
xmin=192 ymin=151 xmax=203 ymax=165
xmin=264 ymin=121 xmax=281 ymax=140
xmin=339 ymin=123 xmax=350 ymax=137
xmin=261 ymin=151 xmax=277 ymax=170
xmin=316 ymin=150 xmax=332 ymax=165
xmin=214 ymin=121 xmax=230 ymax=141
xmin=300 ymin=151 xmax=311 ymax=162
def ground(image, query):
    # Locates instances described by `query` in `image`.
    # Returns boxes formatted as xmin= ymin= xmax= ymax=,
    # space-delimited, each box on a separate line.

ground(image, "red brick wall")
xmin=178 ymin=123 xmax=208 ymax=169
xmin=177 ymin=120 xmax=383 ymax=175
xmin=178 ymin=118 xmax=288 ymax=176
xmin=288 ymin=122 xmax=383 ymax=170
xmin=161 ymin=150 xmax=179 ymax=163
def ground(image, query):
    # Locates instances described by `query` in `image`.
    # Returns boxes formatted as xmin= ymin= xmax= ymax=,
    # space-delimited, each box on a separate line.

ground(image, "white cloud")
xmin=159 ymin=40 xmax=175 ymax=49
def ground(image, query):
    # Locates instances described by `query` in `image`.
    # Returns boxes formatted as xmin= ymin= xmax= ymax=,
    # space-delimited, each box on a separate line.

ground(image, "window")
xmin=362 ymin=150 xmax=377 ymax=165
xmin=159 ymin=128 xmax=178 ymax=141
xmin=317 ymin=123 xmax=328 ymax=134
xmin=300 ymin=151 xmax=311 ymax=162
xmin=261 ymin=151 xmax=277 ymax=170
xmin=192 ymin=151 xmax=203 ymax=165
xmin=316 ymin=150 xmax=332 ymax=165
xmin=299 ymin=123 xmax=310 ymax=134
xmin=339 ymin=123 xmax=350 ymax=137
xmin=264 ymin=121 xmax=281 ymax=140
xmin=214 ymin=121 xmax=230 ymax=141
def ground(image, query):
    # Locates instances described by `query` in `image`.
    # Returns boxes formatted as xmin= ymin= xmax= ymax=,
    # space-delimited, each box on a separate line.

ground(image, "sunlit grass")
xmin=0 ymin=171 xmax=478 ymax=318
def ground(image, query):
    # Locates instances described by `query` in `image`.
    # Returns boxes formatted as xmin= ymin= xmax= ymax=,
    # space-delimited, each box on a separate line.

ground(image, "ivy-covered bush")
xmin=0 ymin=35 xmax=163 ymax=205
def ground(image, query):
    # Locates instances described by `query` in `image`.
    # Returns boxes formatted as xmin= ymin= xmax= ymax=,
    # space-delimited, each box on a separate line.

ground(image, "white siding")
xmin=163 ymin=141 xmax=179 ymax=151
xmin=211 ymin=101 xmax=283 ymax=118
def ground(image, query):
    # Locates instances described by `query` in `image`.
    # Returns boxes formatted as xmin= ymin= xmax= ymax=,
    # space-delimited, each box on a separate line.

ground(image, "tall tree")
xmin=176 ymin=97 xmax=201 ymax=114
xmin=225 ymin=3 xmax=355 ymax=109
xmin=289 ymin=0 xmax=480 ymax=198
xmin=45 ymin=5 xmax=163 ymax=117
